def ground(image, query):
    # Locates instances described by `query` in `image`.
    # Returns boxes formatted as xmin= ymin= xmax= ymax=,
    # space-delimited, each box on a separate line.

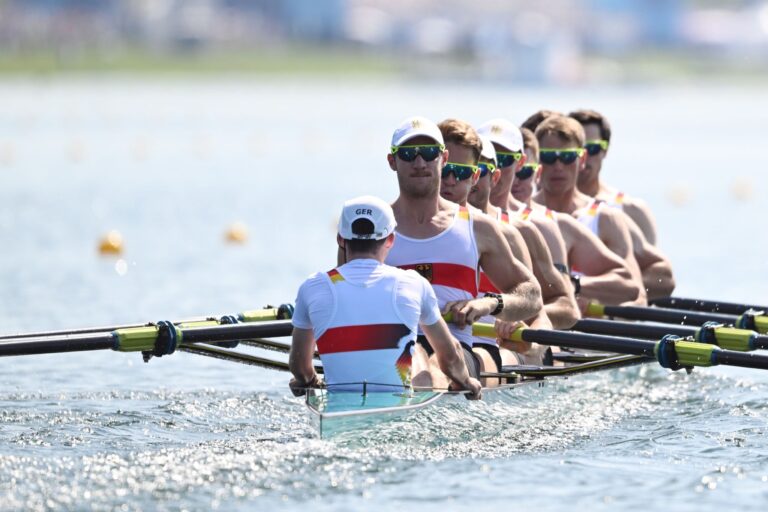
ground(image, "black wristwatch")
xmin=570 ymin=273 xmax=581 ymax=296
xmin=483 ymin=292 xmax=504 ymax=316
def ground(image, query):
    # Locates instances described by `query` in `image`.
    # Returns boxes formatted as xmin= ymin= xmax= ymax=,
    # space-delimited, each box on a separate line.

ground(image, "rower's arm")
xmin=625 ymin=216 xmax=676 ymax=300
xmin=623 ymin=197 xmax=658 ymax=245
xmin=529 ymin=215 xmax=568 ymax=268
xmin=500 ymin=223 xmax=533 ymax=270
xmin=559 ymin=215 xmax=641 ymax=305
xmin=514 ymin=220 xmax=580 ymax=329
xmin=288 ymin=327 xmax=320 ymax=392
xmin=475 ymin=215 xmax=543 ymax=322
xmin=421 ymin=319 xmax=480 ymax=398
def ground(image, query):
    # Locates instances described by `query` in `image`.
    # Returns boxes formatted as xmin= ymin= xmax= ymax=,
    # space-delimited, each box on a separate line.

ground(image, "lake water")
xmin=1 ymin=77 xmax=768 ymax=511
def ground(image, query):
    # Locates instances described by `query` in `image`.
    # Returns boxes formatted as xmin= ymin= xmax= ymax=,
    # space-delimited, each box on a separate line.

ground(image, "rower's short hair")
xmin=344 ymin=218 xmax=388 ymax=253
xmin=535 ymin=115 xmax=586 ymax=148
xmin=521 ymin=110 xmax=562 ymax=132
xmin=569 ymin=109 xmax=612 ymax=142
xmin=438 ymin=118 xmax=482 ymax=163
xmin=520 ymin=127 xmax=539 ymax=155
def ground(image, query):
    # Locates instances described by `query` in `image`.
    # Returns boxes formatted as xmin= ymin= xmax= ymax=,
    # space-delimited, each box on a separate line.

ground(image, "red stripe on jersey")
xmin=479 ymin=272 xmax=500 ymax=294
xmin=398 ymin=262 xmax=478 ymax=296
xmin=316 ymin=323 xmax=410 ymax=355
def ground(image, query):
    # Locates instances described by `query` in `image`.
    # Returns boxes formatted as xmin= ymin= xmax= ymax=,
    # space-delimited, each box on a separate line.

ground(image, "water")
xmin=1 ymin=77 xmax=768 ymax=510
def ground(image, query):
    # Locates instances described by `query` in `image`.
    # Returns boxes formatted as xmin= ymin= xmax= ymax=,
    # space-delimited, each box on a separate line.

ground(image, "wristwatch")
xmin=570 ymin=273 xmax=581 ymax=296
xmin=483 ymin=292 xmax=504 ymax=316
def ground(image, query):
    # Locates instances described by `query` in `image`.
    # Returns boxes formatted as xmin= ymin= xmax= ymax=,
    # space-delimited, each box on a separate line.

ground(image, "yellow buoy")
xmin=731 ymin=178 xmax=753 ymax=202
xmin=98 ymin=230 xmax=124 ymax=255
xmin=225 ymin=222 xmax=248 ymax=244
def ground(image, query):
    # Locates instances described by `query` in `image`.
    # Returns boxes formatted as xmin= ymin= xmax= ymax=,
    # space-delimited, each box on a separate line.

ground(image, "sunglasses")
xmin=539 ymin=148 xmax=585 ymax=165
xmin=442 ymin=162 xmax=479 ymax=181
xmin=496 ymin=151 xmax=523 ymax=168
xmin=584 ymin=139 xmax=609 ymax=156
xmin=391 ymin=144 xmax=446 ymax=162
xmin=515 ymin=163 xmax=540 ymax=180
xmin=477 ymin=162 xmax=496 ymax=177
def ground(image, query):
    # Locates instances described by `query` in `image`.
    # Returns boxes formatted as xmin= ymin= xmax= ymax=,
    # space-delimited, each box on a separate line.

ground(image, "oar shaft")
xmin=488 ymin=322 xmax=768 ymax=371
xmin=0 ymin=322 xmax=152 ymax=341
xmin=180 ymin=321 xmax=293 ymax=343
xmin=575 ymin=318 xmax=768 ymax=352
xmin=597 ymin=304 xmax=736 ymax=326
xmin=651 ymin=297 xmax=768 ymax=315
xmin=574 ymin=318 xmax=696 ymax=339
xmin=517 ymin=328 xmax=657 ymax=357
xmin=0 ymin=333 xmax=116 ymax=356
xmin=0 ymin=305 xmax=292 ymax=341
xmin=712 ymin=350 xmax=768 ymax=370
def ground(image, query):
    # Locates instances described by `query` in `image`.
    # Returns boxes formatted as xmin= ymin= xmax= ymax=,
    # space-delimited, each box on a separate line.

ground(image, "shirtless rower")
xmin=379 ymin=116 xmax=543 ymax=390
xmin=290 ymin=195 xmax=481 ymax=398
xmin=533 ymin=115 xmax=675 ymax=302
xmin=436 ymin=118 xmax=568 ymax=377
xmin=479 ymin=119 xmax=641 ymax=308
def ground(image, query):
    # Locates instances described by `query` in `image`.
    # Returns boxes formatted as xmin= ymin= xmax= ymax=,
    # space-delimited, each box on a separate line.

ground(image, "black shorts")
xmin=416 ymin=335 xmax=480 ymax=380
xmin=472 ymin=343 xmax=503 ymax=373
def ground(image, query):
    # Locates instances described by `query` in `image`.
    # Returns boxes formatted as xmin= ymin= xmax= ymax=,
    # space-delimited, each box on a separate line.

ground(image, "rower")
xmin=289 ymin=195 xmax=481 ymax=398
xmin=478 ymin=118 xmax=569 ymax=270
xmin=480 ymin=118 xmax=642 ymax=309
xmin=380 ymin=115 xmax=543 ymax=390
xmin=569 ymin=109 xmax=658 ymax=244
xmin=464 ymin=129 xmax=580 ymax=331
xmin=436 ymin=118 xmax=556 ymax=377
xmin=533 ymin=115 xmax=675 ymax=302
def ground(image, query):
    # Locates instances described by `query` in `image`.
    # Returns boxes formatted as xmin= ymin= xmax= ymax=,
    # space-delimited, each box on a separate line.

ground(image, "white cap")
xmin=479 ymin=135 xmax=497 ymax=165
xmin=391 ymin=116 xmax=444 ymax=147
xmin=338 ymin=195 xmax=397 ymax=241
xmin=477 ymin=119 xmax=523 ymax=152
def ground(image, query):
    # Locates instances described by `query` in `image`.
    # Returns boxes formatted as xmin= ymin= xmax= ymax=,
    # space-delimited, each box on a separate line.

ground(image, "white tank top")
xmin=314 ymin=265 xmax=420 ymax=392
xmin=605 ymin=191 xmax=625 ymax=210
xmin=576 ymin=199 xmax=603 ymax=237
xmin=385 ymin=204 xmax=479 ymax=346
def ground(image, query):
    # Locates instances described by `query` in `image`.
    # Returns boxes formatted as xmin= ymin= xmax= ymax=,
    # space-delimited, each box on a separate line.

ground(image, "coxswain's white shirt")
xmin=293 ymin=259 xmax=441 ymax=336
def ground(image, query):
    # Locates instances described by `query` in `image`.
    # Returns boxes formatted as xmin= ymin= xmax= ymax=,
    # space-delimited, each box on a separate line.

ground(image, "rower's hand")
xmin=465 ymin=377 xmax=482 ymax=400
xmin=443 ymin=297 xmax=497 ymax=329
xmin=494 ymin=319 xmax=533 ymax=355
xmin=289 ymin=375 xmax=324 ymax=397
xmin=494 ymin=319 xmax=526 ymax=340
xmin=576 ymin=296 xmax=591 ymax=315
xmin=450 ymin=377 xmax=482 ymax=400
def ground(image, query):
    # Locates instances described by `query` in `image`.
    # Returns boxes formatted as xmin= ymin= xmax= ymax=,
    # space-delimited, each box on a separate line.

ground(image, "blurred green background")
xmin=2 ymin=0 xmax=767 ymax=83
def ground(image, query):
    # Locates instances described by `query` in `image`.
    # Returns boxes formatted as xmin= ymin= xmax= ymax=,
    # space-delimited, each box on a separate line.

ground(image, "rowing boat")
xmin=305 ymin=353 xmax=649 ymax=438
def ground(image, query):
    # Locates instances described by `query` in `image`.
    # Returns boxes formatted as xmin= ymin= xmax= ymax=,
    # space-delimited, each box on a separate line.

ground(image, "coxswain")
xmin=289 ymin=195 xmax=481 ymax=398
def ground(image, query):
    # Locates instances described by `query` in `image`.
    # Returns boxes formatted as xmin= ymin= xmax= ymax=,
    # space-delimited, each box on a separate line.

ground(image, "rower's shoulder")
xmin=620 ymin=195 xmax=654 ymax=217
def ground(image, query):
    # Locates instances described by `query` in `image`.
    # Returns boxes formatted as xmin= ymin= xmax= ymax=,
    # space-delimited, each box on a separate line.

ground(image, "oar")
xmin=0 ymin=304 xmax=294 ymax=341
xmin=573 ymin=318 xmax=768 ymax=352
xmin=651 ymin=296 xmax=768 ymax=316
xmin=0 ymin=319 xmax=294 ymax=358
xmin=586 ymin=303 xmax=768 ymax=334
xmin=179 ymin=343 xmax=323 ymax=374
xmin=469 ymin=322 xmax=768 ymax=371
